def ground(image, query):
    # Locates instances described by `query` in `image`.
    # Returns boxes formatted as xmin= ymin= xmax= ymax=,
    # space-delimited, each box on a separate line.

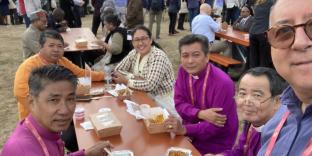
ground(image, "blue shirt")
xmin=191 ymin=14 xmax=220 ymax=42
xmin=257 ymin=86 xmax=312 ymax=156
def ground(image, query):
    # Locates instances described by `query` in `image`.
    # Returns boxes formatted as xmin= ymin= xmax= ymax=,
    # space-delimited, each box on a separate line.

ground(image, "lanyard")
xmin=25 ymin=118 xmax=51 ymax=156
xmin=188 ymin=64 xmax=211 ymax=109
xmin=243 ymin=124 xmax=253 ymax=156
xmin=265 ymin=111 xmax=312 ymax=156
xmin=302 ymin=139 xmax=312 ymax=156
xmin=25 ymin=118 xmax=65 ymax=156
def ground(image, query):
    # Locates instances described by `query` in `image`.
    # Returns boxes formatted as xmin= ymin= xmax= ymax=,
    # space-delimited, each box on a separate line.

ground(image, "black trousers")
xmin=249 ymin=33 xmax=273 ymax=68
xmin=168 ymin=12 xmax=177 ymax=34
xmin=177 ymin=13 xmax=186 ymax=29
xmin=91 ymin=14 xmax=102 ymax=36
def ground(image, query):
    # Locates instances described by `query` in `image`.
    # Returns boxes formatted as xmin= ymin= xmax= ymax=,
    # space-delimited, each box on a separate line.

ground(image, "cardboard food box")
xmin=75 ymin=38 xmax=88 ymax=48
xmin=89 ymin=111 xmax=122 ymax=138
xmin=143 ymin=107 xmax=169 ymax=134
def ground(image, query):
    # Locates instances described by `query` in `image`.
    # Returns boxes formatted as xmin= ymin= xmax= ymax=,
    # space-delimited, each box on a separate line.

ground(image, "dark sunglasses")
xmin=266 ymin=18 xmax=312 ymax=49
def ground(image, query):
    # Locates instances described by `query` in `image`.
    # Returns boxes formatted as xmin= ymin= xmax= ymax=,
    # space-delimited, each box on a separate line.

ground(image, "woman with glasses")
xmin=249 ymin=0 xmax=274 ymax=68
xmin=206 ymin=67 xmax=287 ymax=156
xmin=113 ymin=25 xmax=180 ymax=117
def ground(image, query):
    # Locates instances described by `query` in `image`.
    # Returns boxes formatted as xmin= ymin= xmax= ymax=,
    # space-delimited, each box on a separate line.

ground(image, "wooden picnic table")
xmin=215 ymin=27 xmax=250 ymax=47
xmin=74 ymin=82 xmax=201 ymax=156
xmin=60 ymin=28 xmax=103 ymax=67
xmin=61 ymin=28 xmax=102 ymax=52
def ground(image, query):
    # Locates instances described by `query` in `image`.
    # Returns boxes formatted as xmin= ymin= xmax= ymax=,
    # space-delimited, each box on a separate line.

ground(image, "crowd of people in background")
xmin=1 ymin=0 xmax=312 ymax=155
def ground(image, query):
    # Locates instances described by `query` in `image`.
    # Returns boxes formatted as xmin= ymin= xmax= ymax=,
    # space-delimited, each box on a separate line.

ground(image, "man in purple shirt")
xmin=207 ymin=67 xmax=286 ymax=156
xmin=1 ymin=65 xmax=112 ymax=156
xmin=164 ymin=34 xmax=238 ymax=155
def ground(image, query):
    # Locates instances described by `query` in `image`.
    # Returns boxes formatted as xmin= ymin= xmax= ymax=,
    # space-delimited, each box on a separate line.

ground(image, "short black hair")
xmin=239 ymin=67 xmax=287 ymax=97
xmin=178 ymin=34 xmax=210 ymax=55
xmin=28 ymin=65 xmax=78 ymax=97
xmin=39 ymin=29 xmax=64 ymax=47
xmin=131 ymin=25 xmax=152 ymax=39
xmin=52 ymin=8 xmax=65 ymax=22
xmin=104 ymin=14 xmax=121 ymax=27
xmin=242 ymin=5 xmax=254 ymax=16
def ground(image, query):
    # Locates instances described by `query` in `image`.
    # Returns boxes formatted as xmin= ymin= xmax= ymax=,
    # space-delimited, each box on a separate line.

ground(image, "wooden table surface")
xmin=216 ymin=28 xmax=250 ymax=47
xmin=61 ymin=28 xmax=102 ymax=52
xmin=74 ymin=82 xmax=201 ymax=156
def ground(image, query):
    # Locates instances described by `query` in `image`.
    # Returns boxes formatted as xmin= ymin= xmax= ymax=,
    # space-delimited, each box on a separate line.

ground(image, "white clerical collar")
xmin=192 ymin=75 xmax=199 ymax=79
xmin=242 ymin=15 xmax=251 ymax=21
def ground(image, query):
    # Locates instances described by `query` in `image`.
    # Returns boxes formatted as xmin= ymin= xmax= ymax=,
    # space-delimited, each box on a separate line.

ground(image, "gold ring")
xmin=168 ymin=125 xmax=173 ymax=129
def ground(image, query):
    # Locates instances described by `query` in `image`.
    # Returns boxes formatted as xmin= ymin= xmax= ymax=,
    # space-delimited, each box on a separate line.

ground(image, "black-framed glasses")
xmin=267 ymin=19 xmax=312 ymax=49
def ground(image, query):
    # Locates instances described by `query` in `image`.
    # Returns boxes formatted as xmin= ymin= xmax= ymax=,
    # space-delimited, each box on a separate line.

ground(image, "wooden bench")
xmin=209 ymin=53 xmax=241 ymax=72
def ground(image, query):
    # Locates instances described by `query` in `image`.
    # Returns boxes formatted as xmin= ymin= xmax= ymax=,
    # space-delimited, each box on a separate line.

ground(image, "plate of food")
xmin=110 ymin=150 xmax=134 ymax=156
xmin=107 ymin=84 xmax=132 ymax=100
xmin=166 ymin=147 xmax=192 ymax=156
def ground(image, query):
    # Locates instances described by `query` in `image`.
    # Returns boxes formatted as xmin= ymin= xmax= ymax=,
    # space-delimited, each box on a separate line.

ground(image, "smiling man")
xmin=167 ymin=34 xmax=238 ymax=155
xmin=257 ymin=0 xmax=312 ymax=155
xmin=14 ymin=29 xmax=104 ymax=121
xmin=2 ymin=65 xmax=112 ymax=156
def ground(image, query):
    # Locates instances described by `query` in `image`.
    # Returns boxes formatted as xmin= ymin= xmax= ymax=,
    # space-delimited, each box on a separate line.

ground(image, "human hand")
xmin=164 ymin=116 xmax=186 ymax=135
xmin=221 ymin=22 xmax=228 ymax=30
xmin=85 ymin=141 xmax=113 ymax=156
xmin=197 ymin=108 xmax=227 ymax=127
xmin=112 ymin=71 xmax=129 ymax=85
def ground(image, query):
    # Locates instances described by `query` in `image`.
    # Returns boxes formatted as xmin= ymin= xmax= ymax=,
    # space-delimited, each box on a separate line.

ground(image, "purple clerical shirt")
xmin=174 ymin=63 xmax=238 ymax=155
xmin=222 ymin=122 xmax=261 ymax=156
xmin=1 ymin=114 xmax=84 ymax=156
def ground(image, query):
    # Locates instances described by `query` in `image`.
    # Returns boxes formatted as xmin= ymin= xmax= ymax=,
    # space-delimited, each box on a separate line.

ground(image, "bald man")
xmin=192 ymin=4 xmax=232 ymax=56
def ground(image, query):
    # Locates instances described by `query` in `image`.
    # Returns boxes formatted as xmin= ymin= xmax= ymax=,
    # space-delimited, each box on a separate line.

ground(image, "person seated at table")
xmin=2 ymin=65 xmax=112 ymax=156
xmin=192 ymin=3 xmax=232 ymax=57
xmin=232 ymin=5 xmax=254 ymax=32
xmin=92 ymin=14 xmax=132 ymax=71
xmin=205 ymin=67 xmax=287 ymax=156
xmin=22 ymin=9 xmax=48 ymax=59
xmin=14 ymin=29 xmax=105 ymax=121
xmin=163 ymin=34 xmax=238 ymax=155
xmin=47 ymin=8 xmax=68 ymax=32
xmin=112 ymin=25 xmax=180 ymax=118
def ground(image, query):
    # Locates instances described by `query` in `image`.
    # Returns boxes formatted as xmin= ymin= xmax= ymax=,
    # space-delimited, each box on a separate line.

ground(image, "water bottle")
xmin=103 ymin=65 xmax=113 ymax=90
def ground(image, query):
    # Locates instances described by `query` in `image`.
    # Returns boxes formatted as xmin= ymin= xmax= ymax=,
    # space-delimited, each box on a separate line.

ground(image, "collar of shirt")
xmin=26 ymin=114 xmax=61 ymax=142
xmin=242 ymin=15 xmax=251 ymax=22
xmin=30 ymin=24 xmax=41 ymax=33
xmin=133 ymin=47 xmax=152 ymax=76
xmin=281 ymin=86 xmax=312 ymax=116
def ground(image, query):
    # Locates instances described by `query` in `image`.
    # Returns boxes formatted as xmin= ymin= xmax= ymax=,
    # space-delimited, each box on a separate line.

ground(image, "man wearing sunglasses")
xmin=257 ymin=0 xmax=312 ymax=155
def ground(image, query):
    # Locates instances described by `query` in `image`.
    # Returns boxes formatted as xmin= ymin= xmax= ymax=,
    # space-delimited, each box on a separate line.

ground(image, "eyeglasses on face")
xmin=132 ymin=36 xmax=150 ymax=44
xmin=267 ymin=18 xmax=312 ymax=49
xmin=235 ymin=94 xmax=272 ymax=106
